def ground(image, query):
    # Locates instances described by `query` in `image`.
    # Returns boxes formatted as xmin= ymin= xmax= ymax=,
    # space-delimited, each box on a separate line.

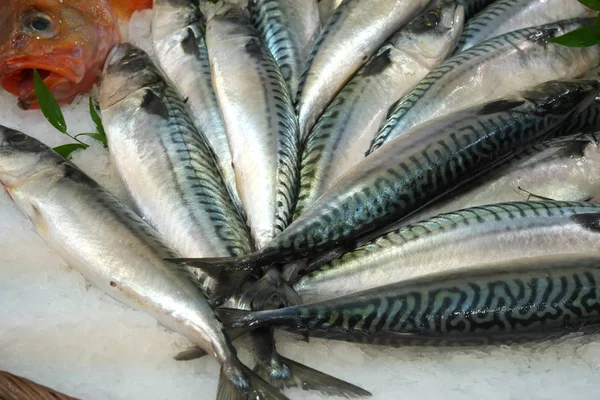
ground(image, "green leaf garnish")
xmin=88 ymin=97 xmax=107 ymax=147
xmin=549 ymin=25 xmax=600 ymax=47
xmin=580 ymin=0 xmax=600 ymax=11
xmin=33 ymin=69 xmax=67 ymax=134
xmin=183 ymin=97 xmax=189 ymax=104
xmin=53 ymin=143 xmax=88 ymax=159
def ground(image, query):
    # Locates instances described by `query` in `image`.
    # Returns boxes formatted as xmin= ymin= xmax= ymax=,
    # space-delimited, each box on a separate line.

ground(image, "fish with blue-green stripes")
xmin=458 ymin=0 xmax=495 ymax=19
xmin=173 ymin=79 xmax=600 ymax=308
xmin=221 ymin=256 xmax=600 ymax=346
xmin=249 ymin=0 xmax=320 ymax=100
xmin=455 ymin=0 xmax=596 ymax=52
xmin=294 ymin=0 xmax=465 ymax=218
xmin=369 ymin=19 xmax=600 ymax=152
xmin=295 ymin=201 xmax=600 ymax=303
xmin=99 ymin=43 xmax=253 ymax=296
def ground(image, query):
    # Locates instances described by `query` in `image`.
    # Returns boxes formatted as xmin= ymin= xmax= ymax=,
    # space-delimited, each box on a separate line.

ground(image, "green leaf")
xmin=549 ymin=25 xmax=600 ymax=47
xmin=183 ymin=97 xmax=189 ymax=104
xmin=75 ymin=132 xmax=107 ymax=144
xmin=87 ymin=97 xmax=107 ymax=146
xmin=33 ymin=69 xmax=67 ymax=134
xmin=579 ymin=0 xmax=600 ymax=11
xmin=53 ymin=143 xmax=88 ymax=159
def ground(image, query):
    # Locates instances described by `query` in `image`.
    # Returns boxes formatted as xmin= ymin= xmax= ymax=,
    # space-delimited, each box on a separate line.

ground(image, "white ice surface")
xmin=2 ymin=6 xmax=600 ymax=400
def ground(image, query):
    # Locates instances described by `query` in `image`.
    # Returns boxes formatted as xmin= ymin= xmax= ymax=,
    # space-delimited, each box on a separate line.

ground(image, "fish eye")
xmin=22 ymin=12 xmax=57 ymax=37
xmin=423 ymin=10 xmax=441 ymax=28
xmin=8 ymin=133 xmax=28 ymax=143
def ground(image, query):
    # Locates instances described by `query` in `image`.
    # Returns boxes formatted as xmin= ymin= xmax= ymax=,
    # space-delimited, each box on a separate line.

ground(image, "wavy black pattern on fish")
xmin=308 ymin=201 xmax=600 ymax=274
xmin=267 ymin=263 xmax=600 ymax=342
xmin=548 ymin=96 xmax=600 ymax=139
xmin=249 ymin=0 xmax=298 ymax=94
xmin=368 ymin=27 xmax=549 ymax=153
xmin=249 ymin=37 xmax=301 ymax=234
xmin=459 ymin=0 xmax=496 ymax=19
xmin=294 ymin=72 xmax=369 ymax=218
xmin=455 ymin=0 xmax=523 ymax=51
xmin=275 ymin=102 xmax=564 ymax=254
xmin=294 ymin=0 xmax=355 ymax=107
xmin=146 ymin=81 xmax=253 ymax=257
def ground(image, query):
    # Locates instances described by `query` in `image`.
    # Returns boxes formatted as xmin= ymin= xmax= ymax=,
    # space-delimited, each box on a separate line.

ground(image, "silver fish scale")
xmin=369 ymin=27 xmax=549 ymax=152
xmin=249 ymin=259 xmax=600 ymax=342
xmin=458 ymin=0 xmax=495 ymax=19
xmin=310 ymin=201 xmax=600 ymax=274
xmin=147 ymin=81 xmax=253 ymax=258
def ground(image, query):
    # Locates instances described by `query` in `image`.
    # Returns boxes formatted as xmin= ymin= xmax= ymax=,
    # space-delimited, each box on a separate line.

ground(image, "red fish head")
xmin=0 ymin=0 xmax=120 ymax=109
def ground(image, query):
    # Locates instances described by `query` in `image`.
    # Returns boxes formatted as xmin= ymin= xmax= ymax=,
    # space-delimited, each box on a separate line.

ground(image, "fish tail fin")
xmin=254 ymin=354 xmax=372 ymax=398
xmin=209 ymin=270 xmax=254 ymax=306
xmin=239 ymin=269 xmax=303 ymax=310
xmin=217 ymin=363 xmax=289 ymax=400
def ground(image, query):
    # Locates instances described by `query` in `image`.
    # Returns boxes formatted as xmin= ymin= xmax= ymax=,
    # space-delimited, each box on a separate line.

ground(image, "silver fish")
xmin=295 ymin=0 xmax=431 ymax=138
xmin=174 ymin=79 xmax=600 ymax=308
xmin=369 ymin=19 xmax=600 ymax=152
xmin=99 ymin=44 xmax=253 ymax=293
xmin=295 ymin=201 xmax=600 ymax=303
xmin=455 ymin=0 xmax=596 ymax=52
xmin=249 ymin=0 xmax=321 ymax=100
xmin=224 ymin=256 xmax=600 ymax=346
xmin=206 ymin=7 xmax=300 ymax=250
xmin=294 ymin=0 xmax=465 ymax=217
xmin=458 ymin=0 xmax=495 ymax=19
xmin=317 ymin=0 xmax=344 ymax=26
xmin=0 ymin=126 xmax=285 ymax=400
xmin=151 ymin=0 xmax=240 ymax=208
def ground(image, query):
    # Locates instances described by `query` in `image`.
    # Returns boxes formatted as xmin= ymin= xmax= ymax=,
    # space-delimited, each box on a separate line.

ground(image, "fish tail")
xmin=238 ymin=269 xmax=302 ymax=310
xmin=217 ymin=363 xmax=289 ymax=400
xmin=254 ymin=353 xmax=371 ymax=398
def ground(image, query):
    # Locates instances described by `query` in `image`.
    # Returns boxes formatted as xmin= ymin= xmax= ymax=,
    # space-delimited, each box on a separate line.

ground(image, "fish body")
xmin=456 ymin=0 xmax=597 ymax=52
xmin=0 ymin=126 xmax=282 ymax=399
xmin=294 ymin=0 xmax=465 ymax=217
xmin=249 ymin=0 xmax=320 ymax=100
xmin=295 ymin=0 xmax=431 ymax=138
xmin=99 ymin=44 xmax=252 ymax=293
xmin=0 ymin=0 xmax=120 ymax=109
xmin=458 ymin=0 xmax=495 ymax=19
xmin=295 ymin=201 xmax=600 ymax=303
xmin=227 ymin=257 xmax=600 ymax=346
xmin=369 ymin=19 xmax=600 ymax=152
xmin=317 ymin=0 xmax=344 ymax=26
xmin=151 ymin=0 xmax=240 ymax=208
xmin=206 ymin=7 xmax=300 ymax=249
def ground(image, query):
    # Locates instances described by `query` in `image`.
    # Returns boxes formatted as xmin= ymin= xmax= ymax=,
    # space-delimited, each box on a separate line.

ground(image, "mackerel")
xmin=317 ymin=0 xmax=343 ymax=26
xmin=369 ymin=19 xmax=600 ymax=152
xmin=295 ymin=201 xmax=600 ymax=303
xmin=295 ymin=0 xmax=430 ymax=138
xmin=0 ymin=126 xmax=285 ymax=400
xmin=175 ymin=79 xmax=600 ymax=307
xmin=223 ymin=257 xmax=600 ymax=346
xmin=99 ymin=44 xmax=252 ymax=294
xmin=456 ymin=0 xmax=596 ymax=52
xmin=206 ymin=7 xmax=300 ymax=250
xmin=294 ymin=0 xmax=465 ymax=217
xmin=151 ymin=0 xmax=240 ymax=207
xmin=249 ymin=0 xmax=320 ymax=100
xmin=458 ymin=0 xmax=495 ymax=19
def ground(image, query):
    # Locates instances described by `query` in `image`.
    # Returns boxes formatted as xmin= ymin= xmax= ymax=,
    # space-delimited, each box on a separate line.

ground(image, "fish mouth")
xmin=0 ymin=60 xmax=84 ymax=110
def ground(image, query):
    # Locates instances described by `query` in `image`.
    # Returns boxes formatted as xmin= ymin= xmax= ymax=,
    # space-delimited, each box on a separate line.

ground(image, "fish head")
xmin=389 ymin=0 xmax=465 ymax=70
xmin=99 ymin=43 xmax=162 ymax=109
xmin=0 ymin=0 xmax=120 ymax=110
xmin=0 ymin=126 xmax=60 ymax=188
xmin=522 ymin=79 xmax=600 ymax=117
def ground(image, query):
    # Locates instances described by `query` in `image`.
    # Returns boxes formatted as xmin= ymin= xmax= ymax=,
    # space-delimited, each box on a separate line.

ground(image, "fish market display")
xmin=369 ymin=19 xmax=600 ymax=152
xmin=99 ymin=43 xmax=252 ymax=295
xmin=295 ymin=0 xmax=430 ymax=138
xmin=295 ymin=201 xmax=600 ymax=303
xmin=249 ymin=0 xmax=320 ymax=99
xmin=206 ymin=6 xmax=300 ymax=250
xmin=223 ymin=257 xmax=600 ymax=345
xmin=4 ymin=1 xmax=600 ymax=398
xmin=151 ymin=0 xmax=240 ymax=206
xmin=0 ymin=126 xmax=283 ymax=399
xmin=455 ymin=0 xmax=597 ymax=52
xmin=294 ymin=0 xmax=465 ymax=217
xmin=177 ymin=79 xmax=600 ymax=307
xmin=0 ymin=0 xmax=121 ymax=109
